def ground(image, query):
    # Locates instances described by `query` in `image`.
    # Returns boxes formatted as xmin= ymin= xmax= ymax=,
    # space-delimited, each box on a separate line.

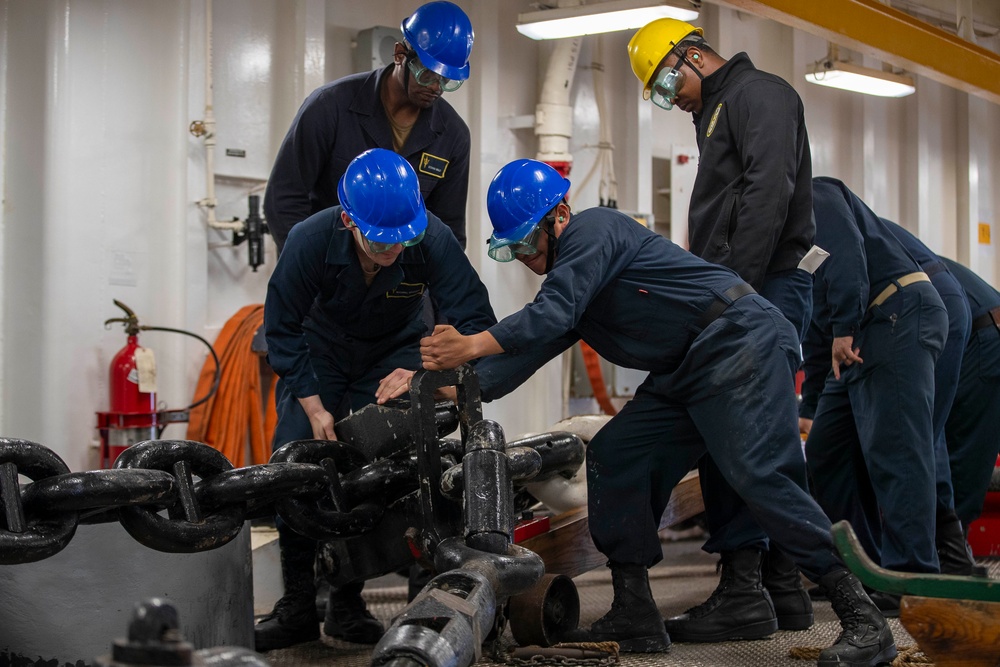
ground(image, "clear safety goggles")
xmin=407 ymin=57 xmax=464 ymax=92
xmin=350 ymin=223 xmax=426 ymax=254
xmin=487 ymin=224 xmax=544 ymax=262
xmin=650 ymin=64 xmax=685 ymax=111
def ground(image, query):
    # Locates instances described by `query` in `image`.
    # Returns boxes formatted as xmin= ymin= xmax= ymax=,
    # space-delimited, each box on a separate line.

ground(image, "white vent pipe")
xmin=195 ymin=0 xmax=243 ymax=232
xmin=534 ymin=2 xmax=583 ymax=166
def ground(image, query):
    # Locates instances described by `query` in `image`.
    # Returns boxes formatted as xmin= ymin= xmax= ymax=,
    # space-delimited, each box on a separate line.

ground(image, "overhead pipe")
xmin=530 ymin=14 xmax=617 ymax=417
xmin=566 ymin=36 xmax=618 ymax=208
xmin=534 ymin=1 xmax=583 ymax=176
xmin=192 ymin=0 xmax=243 ymax=232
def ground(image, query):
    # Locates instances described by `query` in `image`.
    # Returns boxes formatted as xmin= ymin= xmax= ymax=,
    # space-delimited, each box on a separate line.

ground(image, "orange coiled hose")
xmin=186 ymin=305 xmax=278 ymax=466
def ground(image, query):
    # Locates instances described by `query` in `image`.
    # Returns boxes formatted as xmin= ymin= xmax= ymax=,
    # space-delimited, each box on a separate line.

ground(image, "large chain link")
xmin=1 ymin=439 xmax=77 ymax=563
xmin=114 ymin=440 xmax=247 ymax=553
xmin=0 ymin=435 xmax=420 ymax=563
xmin=1 ymin=369 xmax=585 ymax=565
xmin=270 ymin=439 xmax=386 ymax=540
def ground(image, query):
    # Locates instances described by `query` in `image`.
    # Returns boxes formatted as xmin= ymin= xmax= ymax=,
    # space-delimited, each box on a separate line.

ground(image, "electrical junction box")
xmin=354 ymin=26 xmax=403 ymax=73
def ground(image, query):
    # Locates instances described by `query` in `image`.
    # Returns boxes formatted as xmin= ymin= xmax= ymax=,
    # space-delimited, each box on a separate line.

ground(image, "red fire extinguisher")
xmin=97 ymin=300 xmax=220 ymax=468
xmin=97 ymin=301 xmax=160 ymax=468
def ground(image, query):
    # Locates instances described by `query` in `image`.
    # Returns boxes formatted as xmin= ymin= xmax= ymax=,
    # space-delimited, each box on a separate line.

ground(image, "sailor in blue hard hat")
xmin=265 ymin=1 xmax=476 ymax=253
xmin=338 ymin=147 xmax=429 ymax=262
xmin=402 ymin=159 xmax=898 ymax=665
xmin=259 ymin=148 xmax=495 ymax=652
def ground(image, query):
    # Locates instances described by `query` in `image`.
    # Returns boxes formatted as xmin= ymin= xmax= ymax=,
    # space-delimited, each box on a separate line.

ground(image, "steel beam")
xmin=709 ymin=0 xmax=1000 ymax=105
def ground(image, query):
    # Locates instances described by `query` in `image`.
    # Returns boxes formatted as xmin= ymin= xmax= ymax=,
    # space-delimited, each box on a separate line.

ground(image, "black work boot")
xmin=817 ymin=584 xmax=895 ymax=616
xmin=818 ymin=569 xmax=897 ymax=667
xmin=937 ymin=507 xmax=988 ymax=577
xmin=963 ymin=525 xmax=989 ymax=577
xmin=315 ymin=575 xmax=330 ymax=618
xmin=322 ymin=580 xmax=385 ymax=644
xmin=865 ymin=589 xmax=900 ymax=618
xmin=665 ymin=548 xmax=778 ymax=642
xmin=807 ymin=585 xmax=828 ymax=601
xmin=762 ymin=548 xmax=814 ymax=631
xmin=255 ymin=546 xmax=320 ymax=651
xmin=564 ymin=563 xmax=670 ymax=652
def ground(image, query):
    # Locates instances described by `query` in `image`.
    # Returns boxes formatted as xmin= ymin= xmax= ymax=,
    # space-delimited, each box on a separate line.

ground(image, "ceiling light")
xmin=516 ymin=0 xmax=699 ymax=41
xmin=805 ymin=46 xmax=915 ymax=98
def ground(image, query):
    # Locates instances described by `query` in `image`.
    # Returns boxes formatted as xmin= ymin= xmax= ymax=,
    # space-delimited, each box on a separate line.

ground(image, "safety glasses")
xmin=349 ymin=223 xmax=425 ymax=254
xmin=650 ymin=63 xmax=685 ymax=111
xmin=407 ymin=56 xmax=464 ymax=92
xmin=487 ymin=224 xmax=546 ymax=262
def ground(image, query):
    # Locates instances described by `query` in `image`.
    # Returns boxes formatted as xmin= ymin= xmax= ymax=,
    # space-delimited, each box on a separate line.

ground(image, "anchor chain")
xmin=0 ymin=435 xmax=427 ymax=563
xmin=0 ymin=411 xmax=585 ymax=564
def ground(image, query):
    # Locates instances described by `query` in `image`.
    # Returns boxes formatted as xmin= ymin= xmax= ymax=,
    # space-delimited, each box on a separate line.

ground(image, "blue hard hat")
xmin=487 ymin=159 xmax=571 ymax=244
xmin=401 ymin=1 xmax=474 ymax=81
xmin=337 ymin=149 xmax=428 ymax=244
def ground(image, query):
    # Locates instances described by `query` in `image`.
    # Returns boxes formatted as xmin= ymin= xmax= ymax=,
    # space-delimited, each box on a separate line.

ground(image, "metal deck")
xmin=258 ymin=537 xmax=997 ymax=666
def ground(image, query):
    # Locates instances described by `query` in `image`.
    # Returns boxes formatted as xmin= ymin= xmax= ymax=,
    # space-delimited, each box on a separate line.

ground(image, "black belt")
xmin=922 ymin=260 xmax=948 ymax=278
xmin=971 ymin=306 xmax=1000 ymax=333
xmin=697 ymin=283 xmax=756 ymax=330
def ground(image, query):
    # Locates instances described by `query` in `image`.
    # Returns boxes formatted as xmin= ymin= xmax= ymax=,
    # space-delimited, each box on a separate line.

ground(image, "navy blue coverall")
xmin=882 ymin=219 xmax=971 ymax=513
xmin=264 ymin=206 xmax=495 ymax=563
xmin=264 ymin=66 xmax=471 ymax=252
xmin=475 ymin=207 xmax=843 ymax=580
xmin=802 ymin=177 xmax=948 ymax=573
xmin=939 ymin=258 xmax=1000 ymax=527
xmin=683 ymin=52 xmax=816 ymax=555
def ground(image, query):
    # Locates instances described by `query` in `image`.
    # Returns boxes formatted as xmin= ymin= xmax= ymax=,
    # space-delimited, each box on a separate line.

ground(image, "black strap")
xmin=971 ymin=306 xmax=1000 ymax=333
xmin=697 ymin=283 xmax=756 ymax=330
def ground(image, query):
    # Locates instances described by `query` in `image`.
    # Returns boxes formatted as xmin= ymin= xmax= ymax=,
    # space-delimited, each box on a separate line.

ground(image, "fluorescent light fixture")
xmin=516 ymin=0 xmax=699 ymax=41
xmin=805 ymin=59 xmax=915 ymax=98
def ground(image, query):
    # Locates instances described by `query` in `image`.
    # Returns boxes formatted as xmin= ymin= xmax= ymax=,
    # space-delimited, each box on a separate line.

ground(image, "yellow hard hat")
xmin=627 ymin=18 xmax=704 ymax=99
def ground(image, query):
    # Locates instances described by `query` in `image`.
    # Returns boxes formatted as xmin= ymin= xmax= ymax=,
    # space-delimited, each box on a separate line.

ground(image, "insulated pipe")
xmin=534 ymin=13 xmax=582 ymax=167
xmin=196 ymin=0 xmax=243 ymax=232
xmin=569 ymin=36 xmax=617 ymax=207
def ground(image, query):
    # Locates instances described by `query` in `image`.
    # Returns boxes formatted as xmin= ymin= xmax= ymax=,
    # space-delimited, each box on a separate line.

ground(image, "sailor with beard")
xmin=265 ymin=1 xmax=474 ymax=253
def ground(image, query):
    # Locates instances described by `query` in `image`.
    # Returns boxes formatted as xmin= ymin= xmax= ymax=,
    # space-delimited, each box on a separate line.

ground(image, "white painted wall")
xmin=1 ymin=0 xmax=999 ymax=469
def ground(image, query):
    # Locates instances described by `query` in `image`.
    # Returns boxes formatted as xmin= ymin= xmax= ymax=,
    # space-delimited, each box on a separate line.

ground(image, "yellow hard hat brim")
xmin=630 ymin=21 xmax=704 ymax=94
